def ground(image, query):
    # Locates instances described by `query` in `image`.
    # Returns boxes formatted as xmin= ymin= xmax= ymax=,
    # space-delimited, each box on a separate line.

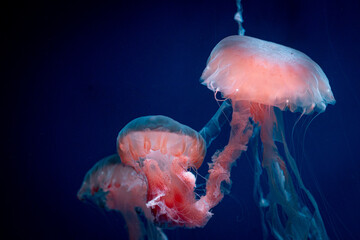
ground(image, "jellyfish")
xmin=116 ymin=99 xmax=233 ymax=228
xmin=200 ymin=35 xmax=335 ymax=239
xmin=116 ymin=115 xmax=210 ymax=228
xmin=77 ymin=154 xmax=168 ymax=240
xmin=78 ymin=101 xmax=238 ymax=239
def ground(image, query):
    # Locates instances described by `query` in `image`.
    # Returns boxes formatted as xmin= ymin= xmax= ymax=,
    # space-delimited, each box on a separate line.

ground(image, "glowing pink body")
xmin=202 ymin=35 xmax=335 ymax=113
xmin=116 ymin=116 xmax=212 ymax=227
xmin=77 ymin=155 xmax=156 ymax=240
xmin=200 ymin=35 xmax=334 ymax=239
xmin=79 ymin=113 xmax=237 ymax=239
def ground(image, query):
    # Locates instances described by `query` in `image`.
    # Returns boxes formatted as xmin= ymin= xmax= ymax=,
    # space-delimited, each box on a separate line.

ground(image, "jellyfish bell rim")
xmin=116 ymin=115 xmax=207 ymax=169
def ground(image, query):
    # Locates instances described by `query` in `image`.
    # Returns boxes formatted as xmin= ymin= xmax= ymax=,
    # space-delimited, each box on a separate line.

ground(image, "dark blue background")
xmin=6 ymin=0 xmax=360 ymax=239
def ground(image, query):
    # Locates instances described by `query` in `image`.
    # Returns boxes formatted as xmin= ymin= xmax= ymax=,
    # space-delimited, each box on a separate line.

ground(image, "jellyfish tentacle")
xmin=200 ymin=100 xmax=253 ymax=209
xmin=252 ymin=106 xmax=328 ymax=240
xmin=199 ymin=99 xmax=232 ymax=148
xmin=123 ymin=208 xmax=147 ymax=240
xmin=274 ymin=108 xmax=329 ymax=239
xmin=250 ymin=125 xmax=270 ymax=239
xmin=262 ymin=111 xmax=312 ymax=239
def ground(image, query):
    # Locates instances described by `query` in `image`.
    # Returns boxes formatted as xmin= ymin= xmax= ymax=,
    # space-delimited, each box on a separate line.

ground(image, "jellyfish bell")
xmin=77 ymin=154 xmax=167 ymax=240
xmin=116 ymin=115 xmax=211 ymax=228
xmin=201 ymin=35 xmax=335 ymax=114
xmin=200 ymin=35 xmax=335 ymax=239
xmin=117 ymin=115 xmax=206 ymax=171
xmin=77 ymin=155 xmax=148 ymax=215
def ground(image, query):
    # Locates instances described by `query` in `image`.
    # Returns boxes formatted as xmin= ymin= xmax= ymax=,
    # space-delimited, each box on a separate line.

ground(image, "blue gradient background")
xmin=6 ymin=0 xmax=360 ymax=239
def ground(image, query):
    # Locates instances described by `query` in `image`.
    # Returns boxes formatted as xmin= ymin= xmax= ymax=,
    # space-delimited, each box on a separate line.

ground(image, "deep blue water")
xmin=6 ymin=0 xmax=360 ymax=239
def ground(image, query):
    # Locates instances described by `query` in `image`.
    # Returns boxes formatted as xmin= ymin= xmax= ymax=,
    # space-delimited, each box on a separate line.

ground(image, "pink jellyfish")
xmin=78 ymin=101 xmax=239 ymax=239
xmin=116 ymin=115 xmax=209 ymax=228
xmin=116 ymin=109 xmax=235 ymax=228
xmin=201 ymin=35 xmax=335 ymax=239
xmin=77 ymin=154 xmax=167 ymax=240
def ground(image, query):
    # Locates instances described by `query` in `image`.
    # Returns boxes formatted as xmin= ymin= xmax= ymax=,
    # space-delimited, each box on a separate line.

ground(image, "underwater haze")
xmin=6 ymin=0 xmax=360 ymax=239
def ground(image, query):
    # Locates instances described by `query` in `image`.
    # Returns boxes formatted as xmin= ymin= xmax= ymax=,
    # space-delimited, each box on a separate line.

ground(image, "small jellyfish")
xmin=77 ymin=154 xmax=167 ymax=240
xmin=201 ymin=35 xmax=335 ymax=239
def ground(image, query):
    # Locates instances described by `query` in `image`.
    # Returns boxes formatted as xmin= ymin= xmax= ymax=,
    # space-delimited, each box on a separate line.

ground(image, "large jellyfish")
xmin=200 ymin=35 xmax=335 ymax=239
xmin=78 ymin=101 xmax=237 ymax=239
